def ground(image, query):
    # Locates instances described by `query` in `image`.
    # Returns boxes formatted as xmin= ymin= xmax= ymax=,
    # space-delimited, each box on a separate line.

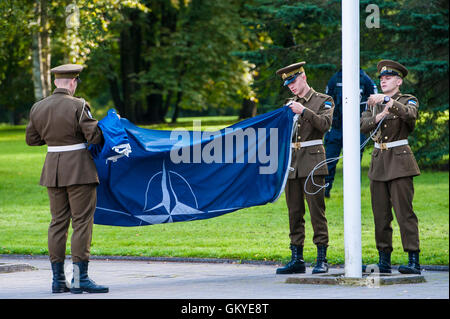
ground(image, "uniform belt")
xmin=291 ymin=139 xmax=323 ymax=149
xmin=374 ymin=139 xmax=408 ymax=150
xmin=47 ymin=143 xmax=87 ymax=152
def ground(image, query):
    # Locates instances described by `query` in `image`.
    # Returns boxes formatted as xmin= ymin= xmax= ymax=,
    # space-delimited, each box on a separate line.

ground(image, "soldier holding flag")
xmin=26 ymin=64 xmax=109 ymax=293
xmin=275 ymin=61 xmax=335 ymax=275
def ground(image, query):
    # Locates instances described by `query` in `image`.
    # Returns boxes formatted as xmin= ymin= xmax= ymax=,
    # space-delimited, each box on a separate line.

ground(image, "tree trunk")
xmin=145 ymin=93 xmax=164 ymax=124
xmin=107 ymin=72 xmax=123 ymax=114
xmin=131 ymin=11 xmax=143 ymax=121
xmin=171 ymin=91 xmax=183 ymax=123
xmin=32 ymin=29 xmax=44 ymax=101
xmin=40 ymin=0 xmax=51 ymax=97
xmin=120 ymin=28 xmax=136 ymax=123
xmin=119 ymin=10 xmax=144 ymax=123
xmin=239 ymin=98 xmax=257 ymax=119
xmin=32 ymin=0 xmax=51 ymax=101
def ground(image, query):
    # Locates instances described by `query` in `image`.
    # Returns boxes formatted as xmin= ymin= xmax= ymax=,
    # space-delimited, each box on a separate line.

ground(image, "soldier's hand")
xmin=288 ymin=101 xmax=306 ymax=114
xmin=375 ymin=104 xmax=390 ymax=123
xmin=367 ymin=94 xmax=385 ymax=106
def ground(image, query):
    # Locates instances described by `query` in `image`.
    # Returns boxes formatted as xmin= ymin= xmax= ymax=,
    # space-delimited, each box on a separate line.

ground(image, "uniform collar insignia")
xmin=302 ymin=88 xmax=314 ymax=102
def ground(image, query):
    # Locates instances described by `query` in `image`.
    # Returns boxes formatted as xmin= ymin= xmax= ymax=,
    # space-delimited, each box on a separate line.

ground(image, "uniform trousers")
xmin=285 ymin=176 xmax=329 ymax=247
xmin=47 ymin=184 xmax=97 ymax=263
xmin=370 ymin=176 xmax=420 ymax=253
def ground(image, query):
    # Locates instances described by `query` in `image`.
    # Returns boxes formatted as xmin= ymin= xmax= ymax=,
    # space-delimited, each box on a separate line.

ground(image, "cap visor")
xmin=283 ymin=76 xmax=297 ymax=86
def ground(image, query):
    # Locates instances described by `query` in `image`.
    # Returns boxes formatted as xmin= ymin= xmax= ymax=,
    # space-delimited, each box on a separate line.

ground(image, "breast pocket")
xmin=394 ymin=146 xmax=414 ymax=171
xmin=307 ymin=145 xmax=327 ymax=174
xmin=308 ymin=145 xmax=325 ymax=155
xmin=394 ymin=147 xmax=413 ymax=156
xmin=308 ymin=145 xmax=326 ymax=166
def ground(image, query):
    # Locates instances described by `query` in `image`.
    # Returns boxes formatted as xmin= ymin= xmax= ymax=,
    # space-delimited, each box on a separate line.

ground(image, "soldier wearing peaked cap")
xmin=275 ymin=61 xmax=335 ymax=275
xmin=26 ymin=64 xmax=109 ymax=294
xmin=361 ymin=59 xmax=421 ymax=275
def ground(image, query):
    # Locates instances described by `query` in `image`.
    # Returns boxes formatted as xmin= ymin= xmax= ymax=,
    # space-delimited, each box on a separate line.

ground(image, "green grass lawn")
xmin=0 ymin=121 xmax=448 ymax=266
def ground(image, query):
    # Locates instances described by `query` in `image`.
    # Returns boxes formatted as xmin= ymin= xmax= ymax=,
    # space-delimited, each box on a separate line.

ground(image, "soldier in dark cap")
xmin=275 ymin=61 xmax=335 ymax=275
xmin=323 ymin=67 xmax=378 ymax=198
xmin=26 ymin=64 xmax=109 ymax=293
xmin=360 ymin=59 xmax=421 ymax=274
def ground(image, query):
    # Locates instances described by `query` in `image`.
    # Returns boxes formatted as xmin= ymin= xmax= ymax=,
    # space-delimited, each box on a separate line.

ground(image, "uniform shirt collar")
xmin=298 ymin=87 xmax=315 ymax=102
xmin=392 ymin=91 xmax=401 ymax=100
xmin=53 ymin=88 xmax=73 ymax=96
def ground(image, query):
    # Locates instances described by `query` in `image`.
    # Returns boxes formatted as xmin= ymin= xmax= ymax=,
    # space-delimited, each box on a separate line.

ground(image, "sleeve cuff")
xmin=362 ymin=115 xmax=378 ymax=132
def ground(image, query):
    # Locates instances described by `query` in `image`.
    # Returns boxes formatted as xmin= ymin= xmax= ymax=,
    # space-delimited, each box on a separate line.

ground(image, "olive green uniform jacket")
xmin=360 ymin=91 xmax=421 ymax=253
xmin=288 ymin=88 xmax=335 ymax=179
xmin=360 ymin=92 xmax=421 ymax=181
xmin=285 ymin=88 xmax=334 ymax=247
xmin=25 ymin=88 xmax=103 ymax=187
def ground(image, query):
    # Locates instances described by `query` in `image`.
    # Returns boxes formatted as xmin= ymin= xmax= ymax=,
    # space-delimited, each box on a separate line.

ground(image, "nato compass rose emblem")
xmin=135 ymin=161 xmax=205 ymax=224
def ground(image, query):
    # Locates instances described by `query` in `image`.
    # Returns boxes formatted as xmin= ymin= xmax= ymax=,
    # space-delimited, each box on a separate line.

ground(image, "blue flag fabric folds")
xmin=89 ymin=109 xmax=131 ymax=163
xmin=91 ymin=106 xmax=296 ymax=227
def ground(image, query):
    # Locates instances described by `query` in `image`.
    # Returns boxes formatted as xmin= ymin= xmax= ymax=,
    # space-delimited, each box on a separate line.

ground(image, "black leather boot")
xmin=51 ymin=262 xmax=70 ymax=293
xmin=398 ymin=251 xmax=421 ymax=274
xmin=276 ymin=245 xmax=306 ymax=274
xmin=362 ymin=251 xmax=392 ymax=273
xmin=70 ymin=261 xmax=109 ymax=294
xmin=312 ymin=245 xmax=329 ymax=274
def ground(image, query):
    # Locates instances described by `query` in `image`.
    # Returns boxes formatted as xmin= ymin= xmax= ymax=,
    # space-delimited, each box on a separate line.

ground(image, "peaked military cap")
xmin=377 ymin=60 xmax=408 ymax=78
xmin=50 ymin=64 xmax=83 ymax=79
xmin=276 ymin=61 xmax=306 ymax=86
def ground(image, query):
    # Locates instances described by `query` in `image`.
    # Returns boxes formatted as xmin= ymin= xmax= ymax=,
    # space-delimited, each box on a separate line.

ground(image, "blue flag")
xmin=91 ymin=106 xmax=296 ymax=227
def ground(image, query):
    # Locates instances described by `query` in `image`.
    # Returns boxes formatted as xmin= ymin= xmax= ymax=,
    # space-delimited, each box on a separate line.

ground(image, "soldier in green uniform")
xmin=275 ymin=62 xmax=335 ymax=275
xmin=26 ymin=64 xmax=109 ymax=293
xmin=360 ymin=59 xmax=421 ymax=274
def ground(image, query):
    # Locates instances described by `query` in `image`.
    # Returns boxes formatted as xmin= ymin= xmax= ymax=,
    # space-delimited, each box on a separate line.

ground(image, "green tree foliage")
xmin=240 ymin=0 xmax=448 ymax=167
xmin=237 ymin=0 xmax=340 ymax=114
xmin=0 ymin=0 xmax=447 ymax=167
xmin=138 ymin=0 xmax=249 ymax=122
xmin=0 ymin=0 xmax=148 ymax=123
xmin=71 ymin=0 xmax=250 ymax=123
xmin=368 ymin=0 xmax=448 ymax=168
xmin=0 ymin=0 xmax=35 ymax=124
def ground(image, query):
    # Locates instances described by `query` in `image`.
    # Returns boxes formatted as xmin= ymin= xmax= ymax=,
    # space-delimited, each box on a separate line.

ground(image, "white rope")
xmin=303 ymin=116 xmax=386 ymax=195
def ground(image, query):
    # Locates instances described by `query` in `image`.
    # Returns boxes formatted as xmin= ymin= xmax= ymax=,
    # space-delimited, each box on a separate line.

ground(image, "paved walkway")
xmin=0 ymin=256 xmax=448 ymax=299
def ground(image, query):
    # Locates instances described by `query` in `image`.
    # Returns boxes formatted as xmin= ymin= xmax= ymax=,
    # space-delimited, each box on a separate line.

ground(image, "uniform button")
xmin=384 ymin=124 xmax=387 ymax=128
xmin=298 ymin=136 xmax=301 ymax=140
xmin=384 ymin=136 xmax=388 ymax=140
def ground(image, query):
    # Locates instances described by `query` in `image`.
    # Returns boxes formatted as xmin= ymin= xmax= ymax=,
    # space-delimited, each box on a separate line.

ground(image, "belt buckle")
xmin=292 ymin=142 xmax=301 ymax=149
xmin=379 ymin=143 xmax=388 ymax=150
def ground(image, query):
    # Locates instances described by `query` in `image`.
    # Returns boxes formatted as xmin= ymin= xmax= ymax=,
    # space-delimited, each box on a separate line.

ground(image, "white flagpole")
xmin=342 ymin=0 xmax=362 ymax=278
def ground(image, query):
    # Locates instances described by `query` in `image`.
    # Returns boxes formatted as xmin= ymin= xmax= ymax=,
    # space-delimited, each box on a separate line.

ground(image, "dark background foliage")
xmin=0 ymin=0 xmax=447 ymax=167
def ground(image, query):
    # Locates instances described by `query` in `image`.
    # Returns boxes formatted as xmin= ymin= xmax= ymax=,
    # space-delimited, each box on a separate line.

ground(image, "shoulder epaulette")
xmin=314 ymin=92 xmax=331 ymax=100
